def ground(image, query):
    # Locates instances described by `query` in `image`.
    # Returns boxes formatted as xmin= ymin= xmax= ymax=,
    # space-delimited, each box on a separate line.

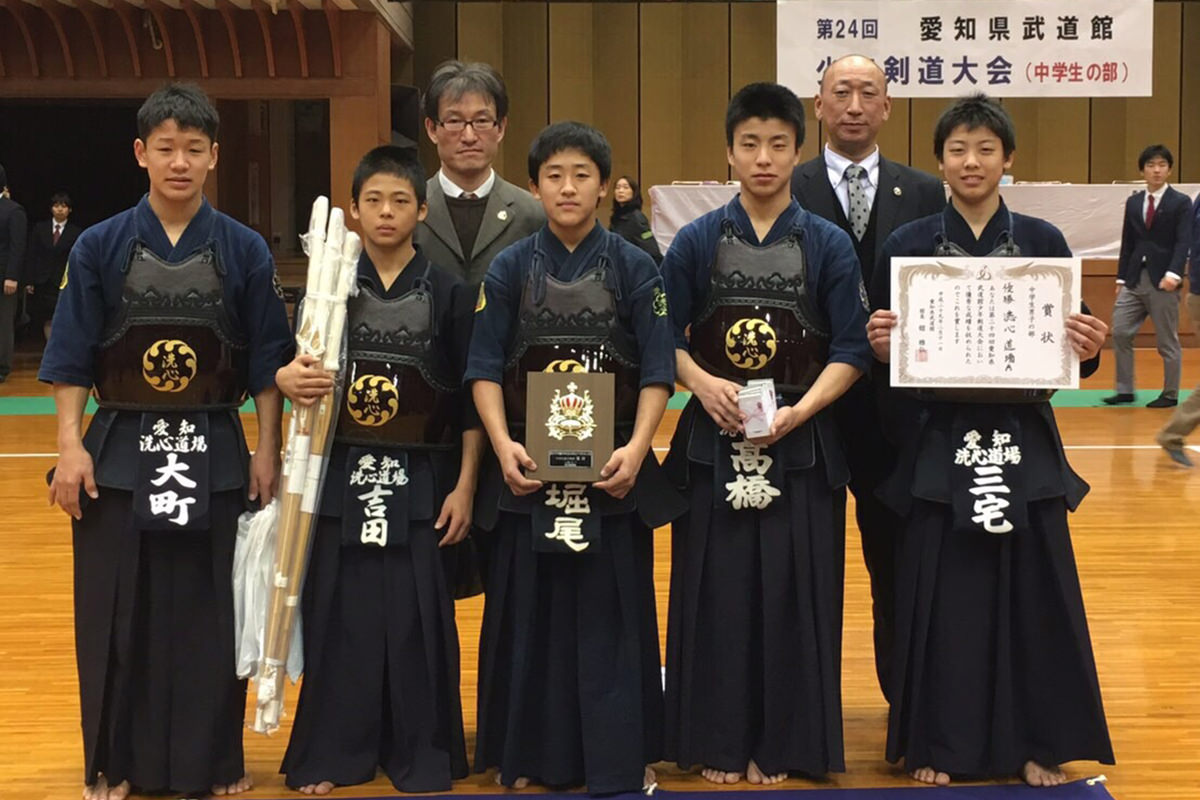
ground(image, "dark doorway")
xmin=0 ymin=99 xmax=146 ymax=231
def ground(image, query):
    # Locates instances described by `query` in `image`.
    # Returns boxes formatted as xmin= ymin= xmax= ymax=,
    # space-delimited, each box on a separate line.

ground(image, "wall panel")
xmin=1003 ymin=99 xmax=1090 ymax=183
xmin=1090 ymin=3 xmax=1182 ymax=183
xmin=413 ymin=1 xmax=457 ymax=175
xmin=499 ymin=3 xmax=549 ymax=184
xmin=1180 ymin=4 xmax=1200 ymax=182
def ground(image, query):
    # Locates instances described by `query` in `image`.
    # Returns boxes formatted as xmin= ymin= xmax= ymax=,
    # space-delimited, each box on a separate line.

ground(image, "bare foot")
xmin=747 ymin=760 xmax=787 ymax=785
xmin=643 ymin=765 xmax=658 ymax=792
xmin=298 ymin=782 xmax=335 ymax=795
xmin=1021 ymin=761 xmax=1066 ymax=787
xmin=213 ymin=775 xmax=254 ymax=795
xmin=700 ymin=767 xmax=742 ymax=784
xmin=493 ymin=772 xmax=530 ymax=789
xmin=910 ymin=766 xmax=950 ymax=785
xmin=84 ymin=776 xmax=130 ymax=800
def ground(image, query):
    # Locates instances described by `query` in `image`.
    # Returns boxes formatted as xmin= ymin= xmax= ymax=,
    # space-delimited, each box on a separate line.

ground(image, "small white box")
xmin=738 ymin=379 xmax=777 ymax=439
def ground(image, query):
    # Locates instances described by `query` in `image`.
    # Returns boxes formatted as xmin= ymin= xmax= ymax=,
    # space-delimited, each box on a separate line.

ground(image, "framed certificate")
xmin=890 ymin=256 xmax=1081 ymax=389
xmin=524 ymin=371 xmax=615 ymax=483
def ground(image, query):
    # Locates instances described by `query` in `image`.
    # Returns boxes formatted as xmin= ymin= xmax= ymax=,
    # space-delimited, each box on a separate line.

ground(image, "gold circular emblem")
xmin=724 ymin=318 xmax=777 ymax=370
xmin=142 ymin=339 xmax=198 ymax=392
xmin=346 ymin=374 xmax=400 ymax=426
xmin=544 ymin=359 xmax=587 ymax=373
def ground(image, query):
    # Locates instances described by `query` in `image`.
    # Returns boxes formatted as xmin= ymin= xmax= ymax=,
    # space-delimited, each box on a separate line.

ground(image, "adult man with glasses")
xmin=417 ymin=60 xmax=544 ymax=286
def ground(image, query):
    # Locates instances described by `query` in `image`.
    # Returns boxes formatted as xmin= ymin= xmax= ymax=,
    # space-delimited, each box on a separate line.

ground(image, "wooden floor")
xmin=1 ymin=350 xmax=1198 ymax=800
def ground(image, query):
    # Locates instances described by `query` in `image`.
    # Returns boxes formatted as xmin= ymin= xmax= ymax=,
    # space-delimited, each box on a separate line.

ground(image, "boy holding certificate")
xmin=866 ymin=93 xmax=1113 ymax=787
xmin=661 ymin=82 xmax=871 ymax=784
xmin=465 ymin=121 xmax=680 ymax=794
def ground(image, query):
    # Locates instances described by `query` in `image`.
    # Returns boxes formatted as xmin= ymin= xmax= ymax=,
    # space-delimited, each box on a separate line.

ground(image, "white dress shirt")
xmin=438 ymin=168 xmax=496 ymax=199
xmin=823 ymin=144 xmax=880 ymax=219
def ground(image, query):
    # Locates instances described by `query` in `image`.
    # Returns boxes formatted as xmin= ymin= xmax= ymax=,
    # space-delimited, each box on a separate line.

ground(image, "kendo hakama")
xmin=281 ymin=250 xmax=472 ymax=791
xmin=869 ymin=203 xmax=1114 ymax=777
xmin=38 ymin=197 xmax=292 ymax=794
xmin=661 ymin=198 xmax=871 ymax=777
xmin=466 ymin=225 xmax=682 ymax=793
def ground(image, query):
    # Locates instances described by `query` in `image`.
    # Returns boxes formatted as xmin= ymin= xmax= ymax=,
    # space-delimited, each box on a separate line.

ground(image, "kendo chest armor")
xmin=690 ymin=218 xmax=829 ymax=394
xmin=93 ymin=241 xmax=249 ymax=411
xmin=501 ymin=239 xmax=641 ymax=427
xmin=917 ymin=215 xmax=1054 ymax=404
xmin=336 ymin=269 xmax=458 ymax=448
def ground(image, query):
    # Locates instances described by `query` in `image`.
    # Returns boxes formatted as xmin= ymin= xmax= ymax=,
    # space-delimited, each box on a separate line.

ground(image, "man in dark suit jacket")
xmin=791 ymin=55 xmax=945 ymax=701
xmin=415 ymin=60 xmax=544 ymax=286
xmin=1105 ymin=144 xmax=1192 ymax=408
xmin=0 ymin=163 xmax=29 ymax=382
xmin=26 ymin=191 xmax=81 ymax=341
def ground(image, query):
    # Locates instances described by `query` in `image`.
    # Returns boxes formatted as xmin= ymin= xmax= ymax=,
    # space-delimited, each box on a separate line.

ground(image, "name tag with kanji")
xmin=950 ymin=416 xmax=1029 ymax=536
xmin=719 ymin=439 xmax=781 ymax=511
xmin=134 ymin=413 xmax=211 ymax=530
xmin=531 ymin=482 xmax=601 ymax=554
xmin=342 ymin=447 xmax=411 ymax=547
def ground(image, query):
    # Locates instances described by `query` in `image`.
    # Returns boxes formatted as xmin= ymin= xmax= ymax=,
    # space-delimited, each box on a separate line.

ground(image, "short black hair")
xmin=137 ymin=83 xmax=219 ymax=142
xmin=423 ymin=60 xmax=509 ymax=123
xmin=725 ymin=82 xmax=806 ymax=149
xmin=933 ymin=93 xmax=1016 ymax=159
xmin=528 ymin=121 xmax=612 ymax=184
xmin=1138 ymin=144 xmax=1173 ymax=170
xmin=50 ymin=192 xmax=71 ymax=208
xmin=351 ymin=146 xmax=426 ymax=205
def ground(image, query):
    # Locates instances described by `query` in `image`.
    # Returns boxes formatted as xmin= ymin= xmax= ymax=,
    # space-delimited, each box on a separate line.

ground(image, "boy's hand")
xmin=1066 ymin=312 xmax=1107 ymax=361
xmin=594 ymin=444 xmax=644 ymax=499
xmin=49 ymin=443 xmax=98 ymax=520
xmin=498 ymin=439 xmax=542 ymax=496
xmin=694 ymin=373 xmax=744 ymax=434
xmin=276 ymin=354 xmax=334 ymax=406
xmin=435 ymin=484 xmax=474 ymax=546
xmin=248 ymin=447 xmax=280 ymax=507
xmin=867 ymin=310 xmax=897 ymax=363
xmin=747 ymin=404 xmax=805 ymax=447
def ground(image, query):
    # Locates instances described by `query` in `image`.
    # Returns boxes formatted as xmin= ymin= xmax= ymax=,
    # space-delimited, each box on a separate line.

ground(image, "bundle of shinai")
xmin=232 ymin=196 xmax=362 ymax=733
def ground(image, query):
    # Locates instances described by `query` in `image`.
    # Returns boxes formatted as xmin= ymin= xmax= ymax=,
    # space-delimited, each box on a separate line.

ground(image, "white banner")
xmin=777 ymin=0 xmax=1154 ymax=98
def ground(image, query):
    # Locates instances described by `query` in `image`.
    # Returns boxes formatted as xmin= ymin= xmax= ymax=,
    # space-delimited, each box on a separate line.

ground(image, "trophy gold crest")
xmin=725 ymin=317 xmax=777 ymax=370
xmin=546 ymin=381 xmax=596 ymax=441
xmin=346 ymin=374 xmax=400 ymax=426
xmin=142 ymin=339 xmax=198 ymax=392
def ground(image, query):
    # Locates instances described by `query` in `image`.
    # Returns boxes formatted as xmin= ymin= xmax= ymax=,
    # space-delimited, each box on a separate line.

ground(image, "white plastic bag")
xmin=233 ymin=501 xmax=303 ymax=681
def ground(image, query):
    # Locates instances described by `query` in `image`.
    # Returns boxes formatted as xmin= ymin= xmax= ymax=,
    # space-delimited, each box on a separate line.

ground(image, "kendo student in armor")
xmin=466 ymin=121 xmax=681 ymax=794
xmin=661 ymin=82 xmax=872 ymax=785
xmin=275 ymin=146 xmax=479 ymax=795
xmin=41 ymin=84 xmax=292 ymax=800
xmin=866 ymin=93 xmax=1114 ymax=788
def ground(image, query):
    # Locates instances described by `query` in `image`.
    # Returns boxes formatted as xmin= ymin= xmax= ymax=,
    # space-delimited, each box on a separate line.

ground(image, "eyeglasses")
xmin=437 ymin=117 xmax=500 ymax=133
